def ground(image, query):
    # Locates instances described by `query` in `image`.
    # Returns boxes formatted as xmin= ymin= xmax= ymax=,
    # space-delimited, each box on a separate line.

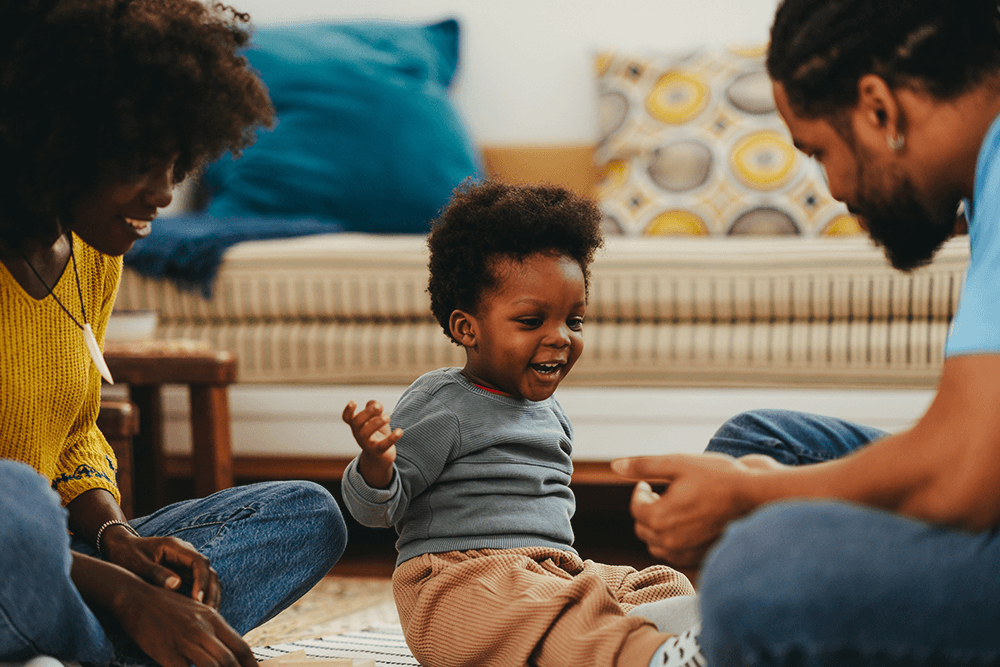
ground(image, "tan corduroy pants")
xmin=392 ymin=546 xmax=695 ymax=667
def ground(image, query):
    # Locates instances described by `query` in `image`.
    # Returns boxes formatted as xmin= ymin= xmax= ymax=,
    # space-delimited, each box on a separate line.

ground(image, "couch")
xmin=117 ymin=226 xmax=967 ymax=390
xmin=112 ymin=29 xmax=969 ymax=483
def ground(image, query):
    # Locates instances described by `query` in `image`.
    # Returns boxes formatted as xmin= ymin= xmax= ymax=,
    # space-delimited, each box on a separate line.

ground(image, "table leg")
xmin=188 ymin=384 xmax=234 ymax=497
xmin=128 ymin=385 xmax=166 ymax=517
xmin=98 ymin=400 xmax=138 ymax=519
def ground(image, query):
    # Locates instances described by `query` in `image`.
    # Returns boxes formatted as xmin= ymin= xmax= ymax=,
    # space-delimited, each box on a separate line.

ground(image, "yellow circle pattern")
xmin=645 ymin=210 xmax=708 ymax=236
xmin=601 ymin=160 xmax=629 ymax=187
xmin=594 ymin=52 xmax=613 ymax=77
xmin=822 ymin=214 xmax=864 ymax=236
xmin=596 ymin=160 xmax=630 ymax=199
xmin=727 ymin=43 xmax=768 ymax=59
xmin=646 ymin=71 xmax=709 ymax=125
xmin=730 ymin=130 xmax=799 ymax=191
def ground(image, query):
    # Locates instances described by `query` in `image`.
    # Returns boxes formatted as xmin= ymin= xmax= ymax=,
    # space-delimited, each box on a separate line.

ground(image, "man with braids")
xmin=341 ymin=181 xmax=703 ymax=667
xmin=0 ymin=2 xmax=346 ymax=667
xmin=612 ymin=1 xmax=1000 ymax=665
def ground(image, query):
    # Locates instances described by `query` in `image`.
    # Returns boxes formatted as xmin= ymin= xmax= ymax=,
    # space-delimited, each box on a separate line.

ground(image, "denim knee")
xmin=699 ymin=501 xmax=899 ymax=665
xmin=706 ymin=410 xmax=804 ymax=464
xmin=303 ymin=480 xmax=348 ymax=567
xmin=698 ymin=502 xmax=838 ymax=662
xmin=712 ymin=409 xmax=792 ymax=439
xmin=0 ymin=461 xmax=114 ymax=663
xmin=1 ymin=460 xmax=70 ymax=560
xmin=276 ymin=480 xmax=348 ymax=569
xmin=706 ymin=409 xmax=882 ymax=464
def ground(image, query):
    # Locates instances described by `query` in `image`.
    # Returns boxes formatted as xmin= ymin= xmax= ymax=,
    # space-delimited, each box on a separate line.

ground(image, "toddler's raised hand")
xmin=342 ymin=399 xmax=402 ymax=488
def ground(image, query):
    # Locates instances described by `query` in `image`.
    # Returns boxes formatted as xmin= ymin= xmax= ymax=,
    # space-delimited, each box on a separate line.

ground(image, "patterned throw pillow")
xmin=594 ymin=45 xmax=862 ymax=237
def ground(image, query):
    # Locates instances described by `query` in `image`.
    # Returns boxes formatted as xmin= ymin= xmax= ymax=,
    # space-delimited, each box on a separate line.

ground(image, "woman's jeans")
xmin=0 ymin=460 xmax=347 ymax=666
xmin=698 ymin=409 xmax=1000 ymax=666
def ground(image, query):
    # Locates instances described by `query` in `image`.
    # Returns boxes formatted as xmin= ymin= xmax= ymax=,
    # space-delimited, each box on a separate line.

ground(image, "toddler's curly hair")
xmin=427 ymin=179 xmax=604 ymax=344
xmin=0 ymin=0 xmax=274 ymax=243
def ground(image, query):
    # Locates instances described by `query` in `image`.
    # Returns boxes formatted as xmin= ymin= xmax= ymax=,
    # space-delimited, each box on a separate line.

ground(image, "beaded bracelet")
xmin=95 ymin=519 xmax=140 ymax=556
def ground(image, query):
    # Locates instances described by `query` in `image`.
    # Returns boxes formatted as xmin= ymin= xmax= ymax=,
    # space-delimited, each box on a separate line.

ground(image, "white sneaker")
xmin=650 ymin=624 xmax=705 ymax=667
xmin=0 ymin=657 xmax=81 ymax=667
xmin=629 ymin=594 xmax=701 ymax=635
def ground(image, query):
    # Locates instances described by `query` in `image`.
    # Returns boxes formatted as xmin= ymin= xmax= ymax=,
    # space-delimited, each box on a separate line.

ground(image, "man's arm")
xmin=613 ymin=354 xmax=1000 ymax=566
xmin=756 ymin=354 xmax=1000 ymax=527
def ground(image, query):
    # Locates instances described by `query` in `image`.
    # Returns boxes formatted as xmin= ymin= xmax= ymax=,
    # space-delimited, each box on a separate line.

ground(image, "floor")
xmin=244 ymin=575 xmax=396 ymax=647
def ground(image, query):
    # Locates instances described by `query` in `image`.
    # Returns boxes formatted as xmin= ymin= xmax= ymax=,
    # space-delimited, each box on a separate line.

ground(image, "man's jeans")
xmin=0 ymin=459 xmax=347 ymax=666
xmin=698 ymin=409 xmax=1000 ymax=666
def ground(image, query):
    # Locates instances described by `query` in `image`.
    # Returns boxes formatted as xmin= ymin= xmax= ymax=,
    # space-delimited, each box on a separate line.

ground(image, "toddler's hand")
xmin=342 ymin=400 xmax=402 ymax=488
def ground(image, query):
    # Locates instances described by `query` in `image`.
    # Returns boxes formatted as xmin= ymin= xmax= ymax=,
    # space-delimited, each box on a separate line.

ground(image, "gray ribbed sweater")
xmin=341 ymin=367 xmax=577 ymax=565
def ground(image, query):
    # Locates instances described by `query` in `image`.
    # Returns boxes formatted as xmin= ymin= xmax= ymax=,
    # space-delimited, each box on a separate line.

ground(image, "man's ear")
xmin=854 ymin=74 xmax=904 ymax=149
xmin=450 ymin=310 xmax=477 ymax=348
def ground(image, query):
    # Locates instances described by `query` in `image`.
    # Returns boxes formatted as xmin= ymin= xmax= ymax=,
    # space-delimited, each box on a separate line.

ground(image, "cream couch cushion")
xmin=117 ymin=234 xmax=968 ymax=388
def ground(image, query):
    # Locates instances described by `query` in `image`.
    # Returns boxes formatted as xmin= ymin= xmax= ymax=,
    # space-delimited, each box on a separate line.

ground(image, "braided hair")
xmin=768 ymin=0 xmax=1000 ymax=117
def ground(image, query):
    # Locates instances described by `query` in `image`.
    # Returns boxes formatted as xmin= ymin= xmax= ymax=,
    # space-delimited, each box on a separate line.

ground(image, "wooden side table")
xmin=104 ymin=341 xmax=237 ymax=517
xmin=97 ymin=400 xmax=140 ymax=519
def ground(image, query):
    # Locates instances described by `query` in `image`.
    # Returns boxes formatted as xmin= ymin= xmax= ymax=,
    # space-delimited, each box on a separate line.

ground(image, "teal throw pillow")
xmin=202 ymin=19 xmax=480 ymax=234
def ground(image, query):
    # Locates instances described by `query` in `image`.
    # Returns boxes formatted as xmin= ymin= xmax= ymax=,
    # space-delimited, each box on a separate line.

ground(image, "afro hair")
xmin=0 ymin=0 xmax=274 ymax=245
xmin=427 ymin=179 xmax=604 ymax=343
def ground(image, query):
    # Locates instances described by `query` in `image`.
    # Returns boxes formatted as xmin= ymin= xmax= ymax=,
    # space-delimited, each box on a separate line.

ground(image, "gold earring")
xmin=887 ymin=134 xmax=905 ymax=152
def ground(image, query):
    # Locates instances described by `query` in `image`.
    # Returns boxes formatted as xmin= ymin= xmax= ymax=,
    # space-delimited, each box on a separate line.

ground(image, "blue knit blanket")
xmin=123 ymin=214 xmax=344 ymax=296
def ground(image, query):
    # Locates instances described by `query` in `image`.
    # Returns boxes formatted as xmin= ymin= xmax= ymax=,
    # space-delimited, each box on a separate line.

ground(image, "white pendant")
xmin=83 ymin=323 xmax=114 ymax=384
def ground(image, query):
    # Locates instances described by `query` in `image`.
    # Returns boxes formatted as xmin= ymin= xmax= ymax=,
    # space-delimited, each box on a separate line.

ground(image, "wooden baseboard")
xmin=164 ymin=455 xmax=628 ymax=486
xmin=570 ymin=461 xmax=632 ymax=485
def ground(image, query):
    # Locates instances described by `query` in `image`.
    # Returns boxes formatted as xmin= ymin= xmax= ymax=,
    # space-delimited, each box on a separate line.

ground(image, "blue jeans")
xmin=0 ymin=459 xmax=347 ymax=666
xmin=698 ymin=409 xmax=1000 ymax=666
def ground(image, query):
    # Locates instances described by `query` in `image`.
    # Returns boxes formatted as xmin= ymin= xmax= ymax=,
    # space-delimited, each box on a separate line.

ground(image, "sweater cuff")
xmin=345 ymin=458 xmax=399 ymax=504
xmin=54 ymin=455 xmax=122 ymax=507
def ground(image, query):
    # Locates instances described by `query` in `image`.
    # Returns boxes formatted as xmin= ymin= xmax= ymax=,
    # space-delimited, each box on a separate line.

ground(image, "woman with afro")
xmin=0 ymin=2 xmax=346 ymax=666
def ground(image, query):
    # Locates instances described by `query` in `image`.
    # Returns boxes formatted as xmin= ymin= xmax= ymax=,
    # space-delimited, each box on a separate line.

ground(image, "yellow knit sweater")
xmin=0 ymin=233 xmax=122 ymax=505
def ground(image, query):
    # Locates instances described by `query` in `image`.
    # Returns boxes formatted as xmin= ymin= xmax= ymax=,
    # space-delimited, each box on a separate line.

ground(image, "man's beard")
xmin=852 ymin=150 xmax=957 ymax=272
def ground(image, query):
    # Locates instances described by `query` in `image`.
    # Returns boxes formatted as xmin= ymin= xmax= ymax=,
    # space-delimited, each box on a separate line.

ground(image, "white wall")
xmin=152 ymin=385 xmax=935 ymax=460
xmin=230 ymin=0 xmax=782 ymax=145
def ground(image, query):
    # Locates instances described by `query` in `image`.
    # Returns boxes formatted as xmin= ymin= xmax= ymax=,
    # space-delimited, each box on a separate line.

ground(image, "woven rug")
xmin=246 ymin=577 xmax=419 ymax=666
xmin=245 ymin=577 xmax=395 ymax=645
xmin=253 ymin=623 xmax=418 ymax=667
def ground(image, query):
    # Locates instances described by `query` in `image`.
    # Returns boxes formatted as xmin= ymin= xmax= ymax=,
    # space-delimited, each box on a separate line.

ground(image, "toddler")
xmin=342 ymin=180 xmax=703 ymax=667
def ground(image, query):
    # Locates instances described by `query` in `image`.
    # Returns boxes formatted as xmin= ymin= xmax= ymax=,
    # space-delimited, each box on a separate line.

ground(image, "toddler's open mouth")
xmin=531 ymin=362 xmax=563 ymax=375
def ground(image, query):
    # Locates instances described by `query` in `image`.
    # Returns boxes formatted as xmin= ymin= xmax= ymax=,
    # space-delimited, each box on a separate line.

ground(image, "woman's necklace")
xmin=20 ymin=236 xmax=114 ymax=384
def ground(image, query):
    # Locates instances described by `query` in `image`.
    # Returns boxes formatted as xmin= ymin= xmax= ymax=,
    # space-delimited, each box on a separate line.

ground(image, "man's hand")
xmin=343 ymin=399 xmax=401 ymax=489
xmin=612 ymin=453 xmax=770 ymax=567
xmin=72 ymin=553 xmax=256 ymax=667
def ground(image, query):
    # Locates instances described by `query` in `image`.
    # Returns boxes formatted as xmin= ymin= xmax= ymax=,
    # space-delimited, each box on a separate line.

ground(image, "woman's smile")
xmin=121 ymin=215 xmax=154 ymax=238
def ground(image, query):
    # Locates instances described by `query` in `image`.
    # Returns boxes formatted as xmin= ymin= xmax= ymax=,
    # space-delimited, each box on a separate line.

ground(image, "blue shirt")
xmin=946 ymin=112 xmax=1000 ymax=356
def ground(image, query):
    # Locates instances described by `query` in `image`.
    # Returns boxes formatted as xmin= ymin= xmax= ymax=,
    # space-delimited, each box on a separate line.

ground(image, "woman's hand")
xmin=72 ymin=553 xmax=255 ymax=667
xmin=102 ymin=529 xmax=222 ymax=608
xmin=68 ymin=489 xmax=220 ymax=606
